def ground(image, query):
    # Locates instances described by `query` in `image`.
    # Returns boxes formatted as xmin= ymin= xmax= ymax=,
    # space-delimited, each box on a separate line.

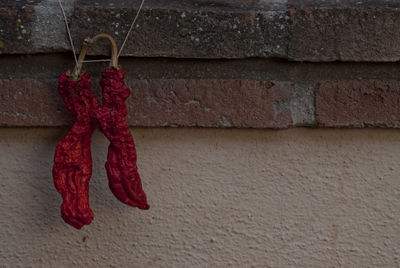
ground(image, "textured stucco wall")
xmin=1 ymin=128 xmax=400 ymax=267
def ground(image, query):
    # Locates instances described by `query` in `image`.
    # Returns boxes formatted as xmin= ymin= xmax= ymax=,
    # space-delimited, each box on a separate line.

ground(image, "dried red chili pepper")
xmin=53 ymin=34 xmax=149 ymax=229
xmin=95 ymin=68 xmax=149 ymax=210
xmin=53 ymin=72 xmax=98 ymax=229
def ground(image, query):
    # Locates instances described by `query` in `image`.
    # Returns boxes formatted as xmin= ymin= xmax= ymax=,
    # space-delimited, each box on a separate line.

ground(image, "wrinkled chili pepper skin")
xmin=95 ymin=68 xmax=149 ymax=210
xmin=53 ymin=69 xmax=149 ymax=229
xmin=53 ymin=72 xmax=99 ymax=229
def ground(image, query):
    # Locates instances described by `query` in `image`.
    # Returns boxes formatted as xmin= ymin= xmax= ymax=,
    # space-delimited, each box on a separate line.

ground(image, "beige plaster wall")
xmin=1 ymin=128 xmax=399 ymax=267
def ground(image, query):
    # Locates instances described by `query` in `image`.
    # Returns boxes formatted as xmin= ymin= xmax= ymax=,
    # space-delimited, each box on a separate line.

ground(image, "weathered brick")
xmin=0 ymin=78 xmax=294 ymax=128
xmin=3 ymin=1 xmax=400 ymax=62
xmin=0 ymin=79 xmax=72 ymax=126
xmin=316 ymin=80 xmax=400 ymax=127
xmin=70 ymin=1 xmax=268 ymax=58
xmin=127 ymin=79 xmax=293 ymax=128
xmin=288 ymin=6 xmax=400 ymax=62
xmin=0 ymin=0 xmax=289 ymax=58
xmin=0 ymin=2 xmax=37 ymax=54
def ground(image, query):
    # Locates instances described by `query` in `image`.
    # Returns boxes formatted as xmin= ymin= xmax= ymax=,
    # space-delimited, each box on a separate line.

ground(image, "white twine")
xmin=118 ymin=0 xmax=145 ymax=57
xmin=58 ymin=0 xmax=78 ymax=66
xmin=58 ymin=0 xmax=146 ymax=65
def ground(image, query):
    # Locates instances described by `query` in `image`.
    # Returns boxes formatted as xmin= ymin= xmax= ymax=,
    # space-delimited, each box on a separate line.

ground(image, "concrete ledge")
xmin=1 ymin=0 xmax=400 ymax=61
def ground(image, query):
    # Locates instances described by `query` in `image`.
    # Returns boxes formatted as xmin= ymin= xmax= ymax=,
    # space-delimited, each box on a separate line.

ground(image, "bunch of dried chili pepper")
xmin=53 ymin=34 xmax=149 ymax=229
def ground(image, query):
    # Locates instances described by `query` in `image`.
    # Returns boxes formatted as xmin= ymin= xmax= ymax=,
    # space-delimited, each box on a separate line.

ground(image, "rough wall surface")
xmin=2 ymin=0 xmax=400 ymax=61
xmin=1 ymin=128 xmax=400 ymax=267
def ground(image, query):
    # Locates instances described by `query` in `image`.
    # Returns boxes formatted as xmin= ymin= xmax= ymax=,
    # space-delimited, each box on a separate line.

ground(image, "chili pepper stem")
xmin=69 ymin=33 xmax=120 ymax=81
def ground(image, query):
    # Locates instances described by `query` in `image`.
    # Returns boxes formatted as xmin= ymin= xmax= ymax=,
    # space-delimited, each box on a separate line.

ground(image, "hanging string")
xmin=58 ymin=0 xmax=78 ymax=66
xmin=117 ymin=0 xmax=145 ymax=57
xmin=83 ymin=0 xmax=145 ymax=63
xmin=58 ymin=0 xmax=145 ymax=64
xmin=82 ymin=59 xmax=111 ymax=63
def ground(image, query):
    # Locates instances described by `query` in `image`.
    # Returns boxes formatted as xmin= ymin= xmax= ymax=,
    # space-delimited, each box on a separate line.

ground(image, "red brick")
xmin=0 ymin=79 xmax=72 ymax=126
xmin=127 ymin=79 xmax=293 ymax=128
xmin=0 ymin=78 xmax=294 ymax=128
xmin=316 ymin=80 xmax=400 ymax=127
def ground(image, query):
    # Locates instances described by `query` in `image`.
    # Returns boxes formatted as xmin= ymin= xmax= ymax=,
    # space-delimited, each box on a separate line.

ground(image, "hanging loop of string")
xmin=58 ymin=0 xmax=145 ymax=66
xmin=70 ymin=33 xmax=119 ymax=80
xmin=58 ymin=0 xmax=78 ymax=66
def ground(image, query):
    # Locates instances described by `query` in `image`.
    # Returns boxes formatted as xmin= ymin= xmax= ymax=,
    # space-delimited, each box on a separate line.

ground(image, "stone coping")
xmin=1 ymin=0 xmax=400 ymax=61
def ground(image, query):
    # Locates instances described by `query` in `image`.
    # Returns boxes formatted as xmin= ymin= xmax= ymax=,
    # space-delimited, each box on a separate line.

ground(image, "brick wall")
xmin=2 ymin=0 xmax=400 ymax=129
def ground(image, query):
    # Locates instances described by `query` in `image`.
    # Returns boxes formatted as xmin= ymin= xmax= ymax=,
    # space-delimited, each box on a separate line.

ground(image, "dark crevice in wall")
xmin=1 ymin=54 xmax=400 ymax=82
